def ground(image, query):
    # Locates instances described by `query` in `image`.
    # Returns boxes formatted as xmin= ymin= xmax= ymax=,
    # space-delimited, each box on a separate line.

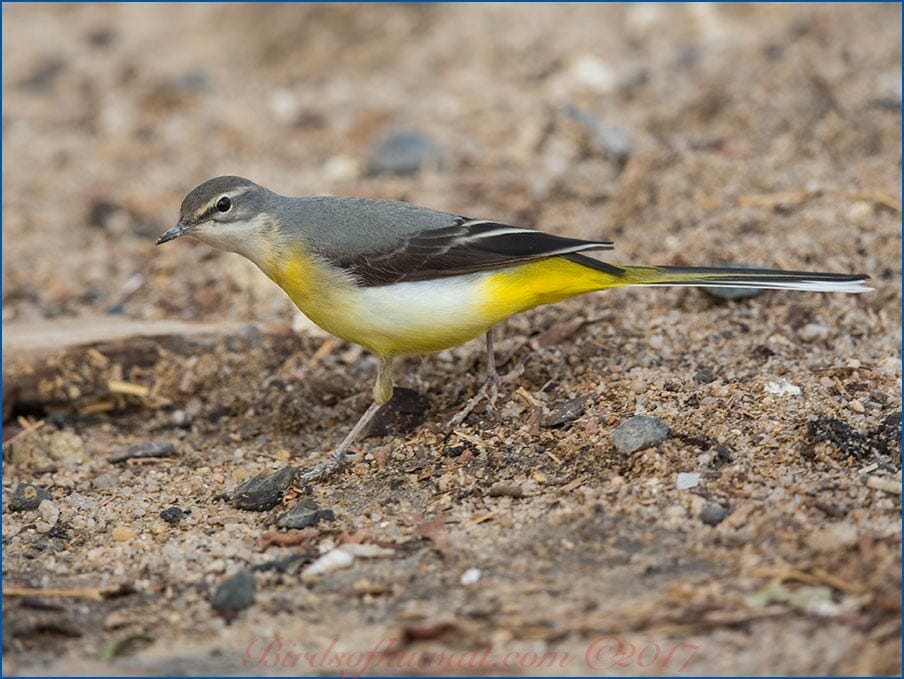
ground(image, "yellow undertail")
xmin=480 ymin=256 xmax=870 ymax=321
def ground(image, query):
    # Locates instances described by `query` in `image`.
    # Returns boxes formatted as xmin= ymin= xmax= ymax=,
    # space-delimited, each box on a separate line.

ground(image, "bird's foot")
xmin=296 ymin=448 xmax=351 ymax=483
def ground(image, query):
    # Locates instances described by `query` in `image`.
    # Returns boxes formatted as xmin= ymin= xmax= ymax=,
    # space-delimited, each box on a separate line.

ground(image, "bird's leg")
xmin=298 ymin=355 xmax=395 ymax=482
xmin=448 ymin=328 xmax=506 ymax=427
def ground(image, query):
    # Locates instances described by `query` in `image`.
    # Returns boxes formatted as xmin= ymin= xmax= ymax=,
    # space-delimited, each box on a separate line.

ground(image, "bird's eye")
xmin=216 ymin=196 xmax=232 ymax=213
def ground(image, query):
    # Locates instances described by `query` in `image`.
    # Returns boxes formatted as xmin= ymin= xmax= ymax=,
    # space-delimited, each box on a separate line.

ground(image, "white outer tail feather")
xmin=635 ymin=279 xmax=873 ymax=294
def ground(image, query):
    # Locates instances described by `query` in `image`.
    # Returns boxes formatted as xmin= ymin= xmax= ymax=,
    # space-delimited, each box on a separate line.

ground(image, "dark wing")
xmin=334 ymin=218 xmax=622 ymax=286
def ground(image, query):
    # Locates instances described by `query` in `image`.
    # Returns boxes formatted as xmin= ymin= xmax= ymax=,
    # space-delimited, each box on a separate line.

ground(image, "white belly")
xmin=343 ymin=273 xmax=495 ymax=355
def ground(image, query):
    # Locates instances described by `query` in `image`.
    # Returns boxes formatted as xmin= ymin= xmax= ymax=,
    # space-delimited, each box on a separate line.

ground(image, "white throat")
xmin=192 ymin=213 xmax=275 ymax=268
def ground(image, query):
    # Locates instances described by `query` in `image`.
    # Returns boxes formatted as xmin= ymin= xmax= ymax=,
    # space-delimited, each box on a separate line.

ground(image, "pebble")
xmin=111 ymin=525 xmax=136 ymax=542
xmin=693 ymin=368 xmax=716 ymax=384
xmin=211 ymin=570 xmax=256 ymax=613
xmin=699 ymin=503 xmax=729 ymax=525
xmin=542 ymin=395 xmax=587 ymax=428
xmin=342 ymin=543 xmax=395 ymax=558
xmin=322 ymin=155 xmax=359 ymax=182
xmin=567 ymin=55 xmax=617 ymax=94
xmin=611 ymin=416 xmax=670 ymax=455
xmin=276 ymin=499 xmax=335 ymax=529
xmin=159 ymin=506 xmax=188 ymax=524
xmin=460 ymin=568 xmax=481 ymax=586
xmin=561 ymin=105 xmax=633 ymax=167
xmin=676 ymin=472 xmax=701 ymax=490
xmin=488 ymin=483 xmax=526 ymax=498
xmin=367 ymin=129 xmax=443 ymax=176
xmin=874 ymin=69 xmax=902 ymax=108
xmin=798 ymin=323 xmax=829 ymax=343
xmin=701 ymin=264 xmax=764 ymax=300
xmin=108 ymin=441 xmax=176 ymax=463
xmin=92 ymin=473 xmax=118 ymax=489
xmin=232 ymin=466 xmax=298 ymax=511
xmin=849 ymin=399 xmax=865 ymax=414
xmin=9 ymin=483 xmax=52 ymax=512
xmin=301 ymin=548 xmax=355 ymax=582
xmin=38 ymin=500 xmax=60 ymax=526
xmin=847 ymin=201 xmax=873 ymax=225
xmin=268 ymin=88 xmax=301 ymax=126
xmin=764 ymin=379 xmax=801 ymax=397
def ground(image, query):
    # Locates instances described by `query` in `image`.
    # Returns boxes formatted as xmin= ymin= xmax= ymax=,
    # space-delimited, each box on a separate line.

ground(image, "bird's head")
xmin=157 ymin=176 xmax=276 ymax=260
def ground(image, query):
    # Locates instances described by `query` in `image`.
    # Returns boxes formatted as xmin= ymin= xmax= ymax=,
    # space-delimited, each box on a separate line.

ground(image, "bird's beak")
xmin=156 ymin=222 xmax=194 ymax=245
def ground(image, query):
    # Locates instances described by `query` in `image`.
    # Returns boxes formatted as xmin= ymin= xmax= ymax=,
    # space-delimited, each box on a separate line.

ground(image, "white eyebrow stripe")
xmin=197 ymin=185 xmax=254 ymax=216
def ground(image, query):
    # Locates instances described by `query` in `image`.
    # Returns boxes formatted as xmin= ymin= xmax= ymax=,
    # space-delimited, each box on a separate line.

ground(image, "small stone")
xmin=276 ymin=499 xmax=335 ymax=529
xmin=847 ymin=201 xmax=873 ymax=225
xmin=568 ymin=55 xmax=617 ymax=94
xmin=232 ymin=466 xmax=298 ymax=511
xmin=323 ymin=155 xmax=359 ymax=182
xmin=630 ymin=379 xmax=647 ymax=394
xmin=367 ymin=129 xmax=443 ymax=176
xmin=764 ymin=379 xmax=801 ymax=397
xmin=798 ymin=323 xmax=829 ymax=343
xmin=111 ymin=525 xmax=136 ymax=542
xmin=38 ymin=500 xmax=60 ymax=526
xmin=693 ymin=368 xmax=716 ymax=384
xmin=561 ymin=105 xmax=633 ymax=167
xmin=212 ymin=570 xmax=256 ymax=613
xmin=268 ymin=88 xmax=301 ymax=125
xmin=542 ymin=396 xmax=587 ymax=428
xmin=301 ymin=548 xmax=355 ymax=582
xmin=18 ymin=56 xmax=66 ymax=92
xmin=611 ymin=416 xmax=670 ymax=455
xmin=460 ymin=568 xmax=481 ymax=586
xmin=342 ymin=543 xmax=395 ymax=558
xmin=849 ymin=399 xmax=865 ymax=414
xmin=92 ymin=473 xmax=118 ymax=489
xmin=488 ymin=483 xmax=526 ymax=498
xmin=873 ymin=69 xmax=902 ymax=109
xmin=676 ymin=472 xmax=701 ymax=490
xmin=159 ymin=506 xmax=188 ymax=524
xmin=108 ymin=441 xmax=176 ymax=463
xmin=9 ymin=483 xmax=52 ymax=512
xmin=699 ymin=503 xmax=728 ymax=525
xmin=701 ymin=264 xmax=764 ymax=300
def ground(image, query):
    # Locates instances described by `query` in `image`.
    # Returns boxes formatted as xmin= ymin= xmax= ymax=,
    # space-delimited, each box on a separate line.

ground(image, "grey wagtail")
xmin=157 ymin=175 xmax=870 ymax=481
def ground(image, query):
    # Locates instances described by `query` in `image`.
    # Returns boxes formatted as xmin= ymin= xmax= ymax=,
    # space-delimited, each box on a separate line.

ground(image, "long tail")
xmin=566 ymin=254 xmax=872 ymax=294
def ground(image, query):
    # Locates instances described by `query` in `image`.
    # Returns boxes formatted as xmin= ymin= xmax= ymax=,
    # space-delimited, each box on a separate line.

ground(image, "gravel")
xmin=231 ymin=466 xmax=298 ymax=511
xmin=108 ymin=441 xmax=176 ymax=463
xmin=699 ymin=503 xmax=729 ymax=525
xmin=367 ymin=129 xmax=444 ymax=176
xmin=9 ymin=483 xmax=52 ymax=512
xmin=611 ymin=416 xmax=670 ymax=454
xmin=211 ymin=570 xmax=256 ymax=614
xmin=275 ymin=499 xmax=335 ymax=529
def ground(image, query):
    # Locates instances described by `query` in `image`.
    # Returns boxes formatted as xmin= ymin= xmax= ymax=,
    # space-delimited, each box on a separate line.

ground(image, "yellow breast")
xmin=262 ymin=250 xmax=616 ymax=358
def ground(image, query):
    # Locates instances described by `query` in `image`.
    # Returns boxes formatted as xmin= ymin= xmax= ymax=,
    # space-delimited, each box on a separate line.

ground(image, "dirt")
xmin=2 ymin=4 xmax=901 ymax=676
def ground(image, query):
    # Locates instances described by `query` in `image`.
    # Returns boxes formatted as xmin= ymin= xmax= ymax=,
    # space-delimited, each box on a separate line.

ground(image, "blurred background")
xmin=3 ymin=3 xmax=900 ymax=327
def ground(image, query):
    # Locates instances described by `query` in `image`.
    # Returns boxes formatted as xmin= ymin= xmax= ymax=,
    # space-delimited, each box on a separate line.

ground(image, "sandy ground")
xmin=2 ymin=4 xmax=901 ymax=675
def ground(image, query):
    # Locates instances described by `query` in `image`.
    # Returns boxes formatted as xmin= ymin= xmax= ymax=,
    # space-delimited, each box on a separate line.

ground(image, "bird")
xmin=156 ymin=175 xmax=871 ymax=481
